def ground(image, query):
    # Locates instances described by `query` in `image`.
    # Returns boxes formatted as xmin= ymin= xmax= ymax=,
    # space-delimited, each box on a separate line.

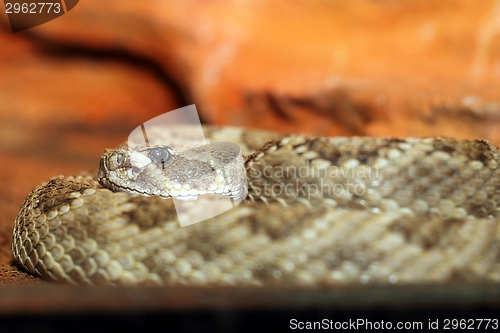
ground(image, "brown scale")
xmin=12 ymin=130 xmax=500 ymax=286
xmin=122 ymin=196 xmax=179 ymax=229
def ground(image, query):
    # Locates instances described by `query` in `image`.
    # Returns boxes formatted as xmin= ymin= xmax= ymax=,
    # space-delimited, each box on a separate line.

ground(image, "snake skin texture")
xmin=12 ymin=126 xmax=500 ymax=286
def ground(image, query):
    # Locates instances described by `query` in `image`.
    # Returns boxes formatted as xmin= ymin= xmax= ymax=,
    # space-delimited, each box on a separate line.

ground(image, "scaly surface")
xmin=12 ymin=126 xmax=500 ymax=286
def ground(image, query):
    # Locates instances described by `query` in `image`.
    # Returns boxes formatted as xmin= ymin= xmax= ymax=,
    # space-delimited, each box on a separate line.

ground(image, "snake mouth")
xmin=100 ymin=169 xmax=237 ymax=200
xmin=103 ymin=179 xmax=237 ymax=201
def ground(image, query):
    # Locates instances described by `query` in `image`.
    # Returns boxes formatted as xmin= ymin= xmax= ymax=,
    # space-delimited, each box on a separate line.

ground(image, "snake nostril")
xmin=105 ymin=153 xmax=124 ymax=171
xmin=116 ymin=153 xmax=124 ymax=165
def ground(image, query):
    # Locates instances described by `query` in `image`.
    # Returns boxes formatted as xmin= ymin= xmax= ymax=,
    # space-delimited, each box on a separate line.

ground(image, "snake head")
xmin=98 ymin=142 xmax=248 ymax=201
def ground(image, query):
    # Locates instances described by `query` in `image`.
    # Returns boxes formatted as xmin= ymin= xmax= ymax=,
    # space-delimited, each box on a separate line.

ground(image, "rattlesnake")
xmin=12 ymin=126 xmax=500 ymax=286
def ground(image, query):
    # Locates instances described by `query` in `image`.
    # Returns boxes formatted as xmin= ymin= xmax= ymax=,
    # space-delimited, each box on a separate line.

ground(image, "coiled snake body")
xmin=12 ymin=126 xmax=500 ymax=286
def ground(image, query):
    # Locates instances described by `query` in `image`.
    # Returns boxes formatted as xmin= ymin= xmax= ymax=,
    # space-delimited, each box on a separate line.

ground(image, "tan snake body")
xmin=12 ymin=126 xmax=500 ymax=286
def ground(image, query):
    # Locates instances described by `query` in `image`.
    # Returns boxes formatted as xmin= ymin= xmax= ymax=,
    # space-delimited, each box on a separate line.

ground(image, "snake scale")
xmin=12 ymin=126 xmax=500 ymax=286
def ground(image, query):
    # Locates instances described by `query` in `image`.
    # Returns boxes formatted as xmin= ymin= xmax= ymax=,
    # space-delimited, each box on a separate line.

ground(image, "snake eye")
xmin=149 ymin=147 xmax=172 ymax=163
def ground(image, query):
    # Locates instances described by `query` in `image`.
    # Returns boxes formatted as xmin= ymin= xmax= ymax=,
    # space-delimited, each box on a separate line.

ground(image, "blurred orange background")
xmin=1 ymin=0 xmax=500 ymax=285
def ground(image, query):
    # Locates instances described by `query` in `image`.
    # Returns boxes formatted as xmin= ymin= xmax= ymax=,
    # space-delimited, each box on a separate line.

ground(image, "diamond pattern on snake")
xmin=12 ymin=126 xmax=500 ymax=286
